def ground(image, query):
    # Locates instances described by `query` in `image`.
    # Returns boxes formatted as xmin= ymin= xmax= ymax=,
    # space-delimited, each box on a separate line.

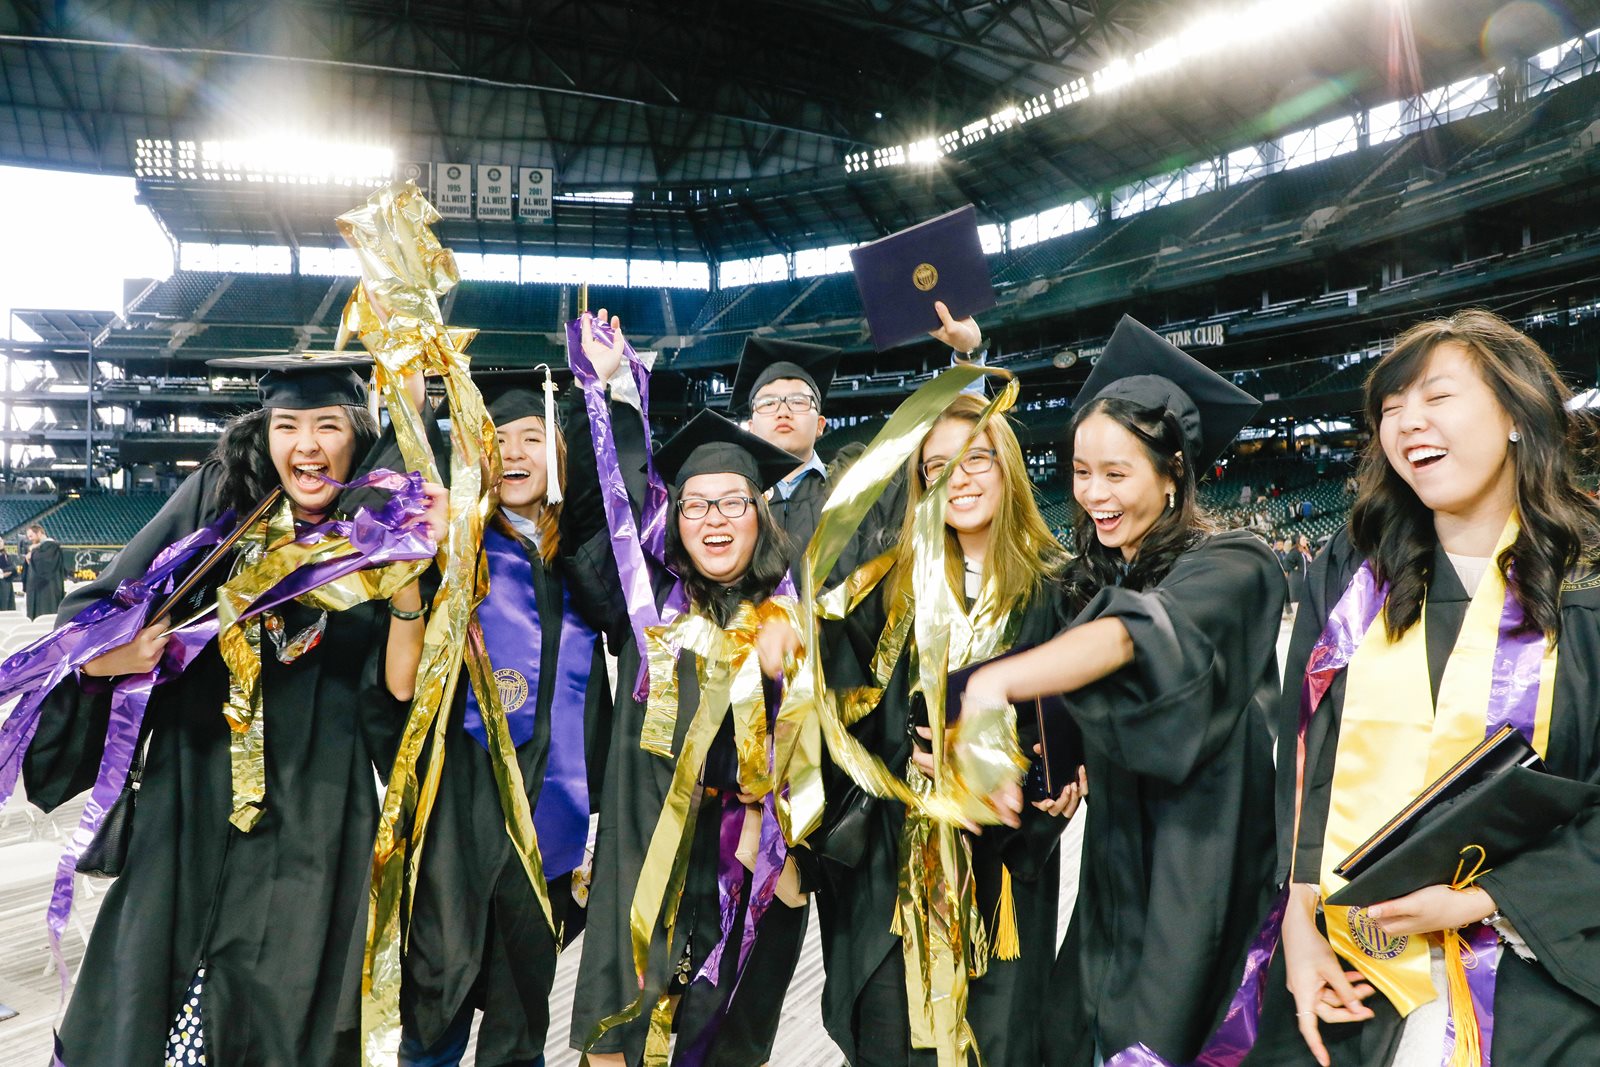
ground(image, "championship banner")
xmin=434 ymin=164 xmax=472 ymax=219
xmin=519 ymin=167 xmax=553 ymax=222
xmin=475 ymin=165 xmax=512 ymax=220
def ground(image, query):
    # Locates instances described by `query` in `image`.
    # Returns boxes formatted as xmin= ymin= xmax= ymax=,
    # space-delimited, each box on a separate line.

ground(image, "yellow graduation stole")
xmin=1319 ymin=516 xmax=1557 ymax=1015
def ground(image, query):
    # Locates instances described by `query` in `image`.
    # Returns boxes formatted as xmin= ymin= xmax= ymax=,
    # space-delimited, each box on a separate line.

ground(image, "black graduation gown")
xmin=815 ymin=577 xmax=1070 ymax=1067
xmin=1248 ymin=530 xmax=1600 ymax=1066
xmin=1284 ymin=546 xmax=1307 ymax=604
xmin=1043 ymin=530 xmax=1283 ymax=1066
xmin=22 ymin=462 xmax=405 ymax=1067
xmin=0 ymin=549 xmax=18 ymax=610
xmin=567 ymin=575 xmax=810 ymax=1067
xmin=400 ymin=524 xmax=614 ymax=1064
xmin=25 ymin=537 xmax=68 ymax=618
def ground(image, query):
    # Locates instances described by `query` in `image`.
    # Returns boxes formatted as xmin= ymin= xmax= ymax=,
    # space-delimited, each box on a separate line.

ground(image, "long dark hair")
xmin=665 ymin=478 xmax=792 ymax=627
xmin=1350 ymin=309 xmax=1600 ymax=640
xmin=1066 ymin=395 xmax=1215 ymax=606
xmin=208 ymin=405 xmax=380 ymax=518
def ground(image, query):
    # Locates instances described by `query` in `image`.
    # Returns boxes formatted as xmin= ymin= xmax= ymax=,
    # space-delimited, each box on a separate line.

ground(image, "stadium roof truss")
xmin=3 ymin=0 xmax=1600 ymax=261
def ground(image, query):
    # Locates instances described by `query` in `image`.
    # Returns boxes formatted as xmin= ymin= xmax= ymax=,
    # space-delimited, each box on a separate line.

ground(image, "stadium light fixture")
xmin=135 ymin=136 xmax=395 ymax=186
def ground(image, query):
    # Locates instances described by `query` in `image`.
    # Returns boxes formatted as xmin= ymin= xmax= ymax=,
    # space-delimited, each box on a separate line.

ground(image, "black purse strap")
xmin=126 ymin=727 xmax=152 ymax=788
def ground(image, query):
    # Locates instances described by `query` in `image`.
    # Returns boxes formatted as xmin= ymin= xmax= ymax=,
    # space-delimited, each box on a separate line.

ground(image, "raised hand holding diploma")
xmin=930 ymin=298 xmax=982 ymax=355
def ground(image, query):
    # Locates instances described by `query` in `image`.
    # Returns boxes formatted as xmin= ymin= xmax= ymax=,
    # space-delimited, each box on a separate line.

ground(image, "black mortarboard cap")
xmin=207 ymin=353 xmax=370 ymax=410
xmin=1072 ymin=315 xmax=1259 ymax=471
xmin=730 ymin=337 xmax=842 ymax=413
xmin=652 ymin=410 xmax=797 ymax=493
xmin=473 ymin=367 xmax=570 ymax=426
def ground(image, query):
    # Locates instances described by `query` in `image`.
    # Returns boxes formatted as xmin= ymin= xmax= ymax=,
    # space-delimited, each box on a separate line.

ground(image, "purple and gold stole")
xmin=1314 ymin=518 xmax=1554 ymax=1067
xmin=463 ymin=524 xmax=598 ymax=877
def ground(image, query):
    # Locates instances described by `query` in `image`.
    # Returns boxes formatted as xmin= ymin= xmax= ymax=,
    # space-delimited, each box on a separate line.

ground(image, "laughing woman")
xmin=1251 ymin=310 xmax=1600 ymax=1066
xmin=393 ymin=371 xmax=613 ymax=1067
xmin=961 ymin=317 xmax=1283 ymax=1066
xmin=816 ymin=390 xmax=1074 ymax=1067
xmin=570 ymin=411 xmax=813 ymax=1067
xmin=22 ymin=357 xmax=447 ymax=1067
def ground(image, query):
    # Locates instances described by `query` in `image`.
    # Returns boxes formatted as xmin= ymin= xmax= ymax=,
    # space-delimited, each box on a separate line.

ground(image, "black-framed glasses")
xmin=751 ymin=393 xmax=819 ymax=416
xmin=921 ymin=448 xmax=998 ymax=482
xmin=677 ymin=495 xmax=757 ymax=520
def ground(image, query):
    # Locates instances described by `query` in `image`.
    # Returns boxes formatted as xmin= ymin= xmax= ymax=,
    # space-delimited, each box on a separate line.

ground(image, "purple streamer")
xmin=566 ymin=316 xmax=673 ymax=699
xmin=1106 ymin=889 xmax=1289 ymax=1067
xmin=694 ymin=684 xmax=790 ymax=985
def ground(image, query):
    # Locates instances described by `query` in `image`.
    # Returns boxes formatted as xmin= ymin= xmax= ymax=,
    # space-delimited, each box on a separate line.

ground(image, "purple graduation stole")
xmin=463 ymin=525 xmax=599 ymax=876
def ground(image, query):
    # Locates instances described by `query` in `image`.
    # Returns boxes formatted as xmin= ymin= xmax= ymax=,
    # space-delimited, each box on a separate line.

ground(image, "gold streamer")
xmin=798 ymin=369 xmax=1028 ymax=830
xmin=587 ymin=597 xmax=811 ymax=1057
xmin=214 ymin=496 xmax=428 ymax=831
xmin=334 ymin=180 xmax=555 ymax=1067
xmin=795 ymin=367 xmax=1031 ymax=1066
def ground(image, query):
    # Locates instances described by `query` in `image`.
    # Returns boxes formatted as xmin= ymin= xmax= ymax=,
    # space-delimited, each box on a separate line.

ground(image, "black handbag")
xmin=75 ymin=732 xmax=149 ymax=878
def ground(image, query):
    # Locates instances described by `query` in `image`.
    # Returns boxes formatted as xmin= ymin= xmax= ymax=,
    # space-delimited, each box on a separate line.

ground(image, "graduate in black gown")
xmin=1252 ymin=310 xmax=1600 ymax=1066
xmin=963 ymin=316 xmax=1282 ymax=1066
xmin=817 ymin=391 xmax=1076 ymax=1067
xmin=24 ymin=522 xmax=69 ymax=619
xmin=395 ymin=371 xmax=613 ymax=1067
xmin=22 ymin=357 xmax=449 ymax=1067
xmin=570 ymin=411 xmax=813 ymax=1067
xmin=0 ymin=539 xmax=18 ymax=611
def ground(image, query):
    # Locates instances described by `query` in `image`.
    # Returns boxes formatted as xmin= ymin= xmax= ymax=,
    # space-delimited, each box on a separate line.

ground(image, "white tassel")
xmin=539 ymin=363 xmax=563 ymax=505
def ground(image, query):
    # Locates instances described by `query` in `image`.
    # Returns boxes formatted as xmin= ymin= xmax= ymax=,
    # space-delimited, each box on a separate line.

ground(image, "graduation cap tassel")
xmin=537 ymin=363 xmax=563 ymax=506
xmin=991 ymin=862 xmax=1021 ymax=961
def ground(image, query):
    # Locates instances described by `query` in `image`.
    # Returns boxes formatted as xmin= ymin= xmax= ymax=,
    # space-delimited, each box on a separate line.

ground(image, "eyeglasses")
xmin=751 ymin=393 xmax=819 ymax=416
xmin=677 ymin=495 xmax=757 ymax=520
xmin=920 ymin=448 xmax=998 ymax=482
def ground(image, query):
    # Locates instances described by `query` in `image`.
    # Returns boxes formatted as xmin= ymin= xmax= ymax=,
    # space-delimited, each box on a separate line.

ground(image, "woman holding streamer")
xmin=391 ymin=366 xmax=615 ymax=1067
xmin=815 ymin=388 xmax=1076 ymax=1067
xmin=1250 ymin=310 xmax=1600 ymax=1065
xmin=568 ymin=406 xmax=815 ymax=1067
xmin=20 ymin=356 xmax=448 ymax=1067
xmin=961 ymin=316 xmax=1282 ymax=1067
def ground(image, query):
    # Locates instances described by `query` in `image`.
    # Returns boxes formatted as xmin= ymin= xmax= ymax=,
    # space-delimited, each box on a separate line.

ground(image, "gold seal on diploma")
xmin=495 ymin=667 xmax=530 ymax=713
xmin=912 ymin=262 xmax=939 ymax=291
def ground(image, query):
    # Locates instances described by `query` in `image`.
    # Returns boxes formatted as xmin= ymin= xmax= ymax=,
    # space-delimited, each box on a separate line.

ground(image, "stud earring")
xmin=1166 ymin=490 xmax=1176 ymax=510
xmin=1509 ymin=430 xmax=1521 ymax=443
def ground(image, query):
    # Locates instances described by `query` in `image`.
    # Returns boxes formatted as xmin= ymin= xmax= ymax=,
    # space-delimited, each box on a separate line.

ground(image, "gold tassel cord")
xmin=1440 ymin=845 xmax=1493 ymax=1067
xmin=991 ymin=864 xmax=1020 ymax=962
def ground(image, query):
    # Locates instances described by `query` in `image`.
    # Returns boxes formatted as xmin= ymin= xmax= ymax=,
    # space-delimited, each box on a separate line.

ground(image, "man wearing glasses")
xmin=730 ymin=312 xmax=990 ymax=576
xmin=729 ymin=337 xmax=846 ymax=572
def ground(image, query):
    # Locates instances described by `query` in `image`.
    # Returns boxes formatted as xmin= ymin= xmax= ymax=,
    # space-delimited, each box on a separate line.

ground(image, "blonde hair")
xmin=889 ymin=394 xmax=1065 ymax=614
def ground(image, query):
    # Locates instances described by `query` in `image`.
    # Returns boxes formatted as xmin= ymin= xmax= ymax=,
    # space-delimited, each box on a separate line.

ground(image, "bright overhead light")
xmin=135 ymin=136 xmax=394 ymax=186
xmin=844 ymin=0 xmax=1342 ymax=174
